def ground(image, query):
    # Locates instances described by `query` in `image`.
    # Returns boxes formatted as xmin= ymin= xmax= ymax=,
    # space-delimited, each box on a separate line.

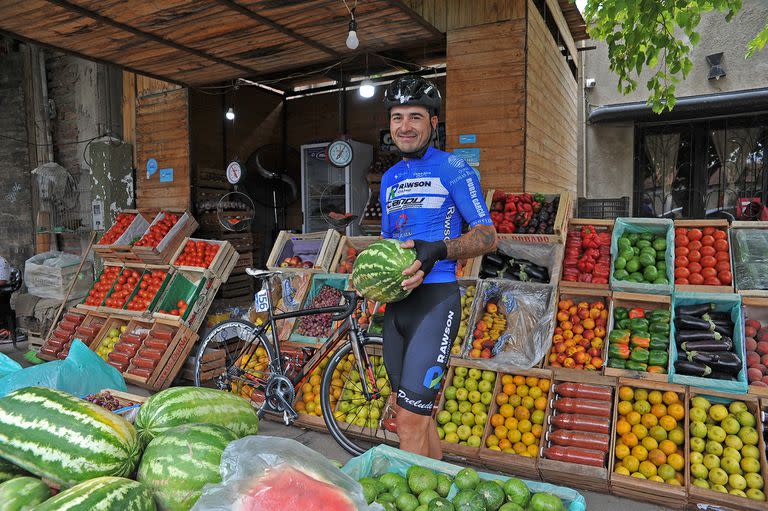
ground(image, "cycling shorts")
xmin=382 ymin=282 xmax=460 ymax=415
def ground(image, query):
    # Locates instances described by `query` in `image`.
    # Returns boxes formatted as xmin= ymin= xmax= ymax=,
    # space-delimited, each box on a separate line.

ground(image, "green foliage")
xmin=584 ymin=1 xmax=766 ymax=113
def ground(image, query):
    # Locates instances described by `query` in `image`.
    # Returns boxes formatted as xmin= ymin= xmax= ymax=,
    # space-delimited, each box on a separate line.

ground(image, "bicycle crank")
xmin=264 ymin=374 xmax=297 ymax=424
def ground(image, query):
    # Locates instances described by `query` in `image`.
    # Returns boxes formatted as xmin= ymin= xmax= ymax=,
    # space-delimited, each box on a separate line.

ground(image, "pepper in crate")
xmin=562 ymin=225 xmax=611 ymax=284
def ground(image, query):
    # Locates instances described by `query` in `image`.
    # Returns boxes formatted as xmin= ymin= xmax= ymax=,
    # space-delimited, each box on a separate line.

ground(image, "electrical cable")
xmin=0 ymin=132 xmax=110 ymax=148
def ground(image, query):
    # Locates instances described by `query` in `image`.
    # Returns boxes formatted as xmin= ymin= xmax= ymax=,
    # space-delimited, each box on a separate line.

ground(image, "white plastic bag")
xmin=192 ymin=436 xmax=382 ymax=511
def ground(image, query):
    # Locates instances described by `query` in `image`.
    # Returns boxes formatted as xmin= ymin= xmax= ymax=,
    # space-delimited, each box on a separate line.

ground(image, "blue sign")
xmin=159 ymin=168 xmax=174 ymax=183
xmin=146 ymin=158 xmax=158 ymax=178
xmin=458 ymin=134 xmax=477 ymax=144
xmin=453 ymin=148 xmax=480 ymax=167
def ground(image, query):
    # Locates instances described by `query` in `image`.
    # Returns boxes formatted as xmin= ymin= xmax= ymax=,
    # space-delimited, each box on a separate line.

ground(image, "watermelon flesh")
xmin=237 ymin=466 xmax=356 ymax=511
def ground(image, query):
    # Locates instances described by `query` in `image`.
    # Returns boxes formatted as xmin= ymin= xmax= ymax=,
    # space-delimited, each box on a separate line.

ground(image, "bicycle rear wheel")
xmin=193 ymin=319 xmax=274 ymax=414
xmin=320 ymin=335 xmax=397 ymax=456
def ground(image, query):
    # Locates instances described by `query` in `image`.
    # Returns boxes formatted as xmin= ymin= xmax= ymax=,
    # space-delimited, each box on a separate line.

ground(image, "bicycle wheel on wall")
xmin=193 ymin=319 xmax=275 ymax=415
xmin=320 ymin=336 xmax=397 ymax=456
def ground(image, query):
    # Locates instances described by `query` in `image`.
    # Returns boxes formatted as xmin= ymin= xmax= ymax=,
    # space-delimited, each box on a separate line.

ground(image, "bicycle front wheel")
xmin=193 ymin=319 xmax=275 ymax=414
xmin=320 ymin=335 xmax=397 ymax=456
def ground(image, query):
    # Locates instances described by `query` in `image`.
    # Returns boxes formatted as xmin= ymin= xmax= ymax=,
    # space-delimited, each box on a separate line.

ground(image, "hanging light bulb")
xmin=225 ymin=107 xmax=235 ymax=121
xmin=359 ymin=79 xmax=375 ymax=98
xmin=346 ymin=18 xmax=359 ymax=50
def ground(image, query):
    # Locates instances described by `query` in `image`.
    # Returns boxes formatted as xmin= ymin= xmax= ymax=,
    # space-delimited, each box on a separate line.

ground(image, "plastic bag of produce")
xmin=342 ymin=444 xmax=586 ymax=511
xmin=0 ymin=354 xmax=21 ymax=379
xmin=610 ymin=217 xmax=674 ymax=295
xmin=193 ymin=436 xmax=382 ymax=511
xmin=462 ymin=279 xmax=557 ymax=369
xmin=731 ymin=228 xmax=768 ymax=291
xmin=0 ymin=340 xmax=126 ymax=397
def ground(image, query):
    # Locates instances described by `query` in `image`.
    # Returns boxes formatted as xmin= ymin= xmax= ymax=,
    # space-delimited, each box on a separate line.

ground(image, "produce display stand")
xmin=92 ymin=210 xmax=149 ymax=262
xmin=76 ymin=261 xmax=123 ymax=311
xmin=673 ymin=219 xmax=734 ymax=294
xmin=152 ymin=268 xmax=223 ymax=333
xmin=37 ymin=310 xmax=108 ymax=361
xmin=169 ymin=237 xmax=238 ymax=281
xmin=730 ymin=221 xmax=768 ymax=297
xmin=560 ymin=218 xmax=614 ymax=291
xmin=266 ymin=229 xmax=341 ymax=272
xmin=484 ymin=190 xmax=573 ymax=244
xmin=610 ymin=217 xmax=675 ymax=296
xmin=477 ymin=367 xmax=553 ymax=481
xmin=88 ymin=314 xmax=132 ymax=351
xmin=544 ymin=287 xmax=612 ymax=379
xmin=608 ymin=378 xmax=689 ymax=509
xmin=685 ymin=388 xmax=768 ymax=511
xmin=329 ymin=235 xmax=380 ymax=273
xmin=537 ymin=371 xmax=617 ymax=493
xmin=602 ymin=292 xmax=671 ymax=382
xmin=132 ymin=209 xmax=199 ymax=265
xmin=288 ymin=273 xmax=350 ymax=346
xmin=180 ymin=348 xmax=225 ymax=384
xmin=742 ymin=296 xmax=768 ymax=398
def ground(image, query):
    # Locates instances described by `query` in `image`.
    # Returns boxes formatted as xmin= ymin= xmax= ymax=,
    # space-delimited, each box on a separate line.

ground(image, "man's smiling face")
xmin=389 ymin=105 xmax=438 ymax=154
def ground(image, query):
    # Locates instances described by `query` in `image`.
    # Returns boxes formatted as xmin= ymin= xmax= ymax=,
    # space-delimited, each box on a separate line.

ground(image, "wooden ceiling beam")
xmin=213 ymin=0 xmax=343 ymax=59
xmin=44 ymin=0 xmax=260 ymax=76
xmin=384 ymin=0 xmax=444 ymax=39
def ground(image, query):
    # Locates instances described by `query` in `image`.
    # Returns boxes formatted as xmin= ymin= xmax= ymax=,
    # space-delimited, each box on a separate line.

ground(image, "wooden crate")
xmin=485 ymin=190 xmax=572 ymax=244
xmin=152 ymin=269 xmax=209 ymax=329
xmin=537 ymin=371 xmax=616 ymax=493
xmin=673 ymin=219 xmax=734 ymax=294
xmin=132 ymin=209 xmax=199 ymax=265
xmin=473 ymin=237 xmax=564 ymax=286
xmin=266 ymin=229 xmax=341 ymax=273
xmin=559 ymin=218 xmax=614 ymax=291
xmin=89 ymin=315 xmax=132 ymax=351
xmin=608 ymin=378 xmax=688 ymax=509
xmin=686 ymin=389 xmax=768 ymax=511
xmin=38 ymin=311 xmax=108 ymax=361
xmin=123 ymin=319 xmax=199 ymax=391
xmin=170 ymin=237 xmax=239 ymax=281
xmin=77 ymin=261 xmax=123 ymax=311
xmin=180 ymin=348 xmax=225 ymax=383
xmin=544 ymin=287 xmax=611 ymax=378
xmin=602 ymin=292 xmax=672 ymax=383
xmin=93 ymin=210 xmax=150 ymax=262
xmin=477 ymin=368 xmax=553 ymax=480
xmin=731 ymin=221 xmax=768 ymax=297
xmin=329 ymin=235 xmax=380 ymax=274
xmin=738 ymin=297 xmax=768 ymax=398
xmin=37 ymin=309 xmax=87 ymax=360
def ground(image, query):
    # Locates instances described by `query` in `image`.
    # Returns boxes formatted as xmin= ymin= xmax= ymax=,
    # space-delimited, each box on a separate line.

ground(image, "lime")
xmin=454 ymin=468 xmax=480 ymax=491
xmin=428 ymin=498 xmax=455 ymax=511
xmin=452 ymin=490 xmax=486 ymax=511
xmin=476 ymin=480 xmax=506 ymax=510
xmin=396 ymin=492 xmax=420 ymax=511
xmin=502 ymin=478 xmax=530 ymax=508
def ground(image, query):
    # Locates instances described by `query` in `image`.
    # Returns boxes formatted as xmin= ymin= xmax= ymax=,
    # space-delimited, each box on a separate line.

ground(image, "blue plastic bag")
xmin=342 ymin=444 xmax=587 ymax=511
xmin=669 ymin=292 xmax=747 ymax=394
xmin=610 ymin=217 xmax=674 ymax=295
xmin=0 ymin=340 xmax=127 ymax=397
xmin=0 ymin=354 xmax=21 ymax=379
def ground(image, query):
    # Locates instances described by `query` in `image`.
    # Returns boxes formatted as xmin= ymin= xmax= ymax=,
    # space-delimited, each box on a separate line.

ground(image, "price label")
xmin=255 ymin=289 xmax=270 ymax=312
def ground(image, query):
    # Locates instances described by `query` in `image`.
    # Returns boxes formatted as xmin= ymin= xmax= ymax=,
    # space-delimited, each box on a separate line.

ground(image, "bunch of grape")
xmin=84 ymin=391 xmax=123 ymax=411
xmin=297 ymin=286 xmax=342 ymax=337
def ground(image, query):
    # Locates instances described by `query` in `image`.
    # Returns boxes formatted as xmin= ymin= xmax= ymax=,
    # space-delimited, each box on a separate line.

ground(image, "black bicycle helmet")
xmin=384 ymin=74 xmax=442 ymax=116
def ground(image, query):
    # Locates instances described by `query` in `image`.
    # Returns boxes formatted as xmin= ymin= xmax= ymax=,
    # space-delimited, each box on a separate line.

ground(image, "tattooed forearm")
xmin=445 ymin=224 xmax=497 ymax=260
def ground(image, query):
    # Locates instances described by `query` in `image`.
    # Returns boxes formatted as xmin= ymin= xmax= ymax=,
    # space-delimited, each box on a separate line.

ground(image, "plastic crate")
xmin=577 ymin=197 xmax=630 ymax=219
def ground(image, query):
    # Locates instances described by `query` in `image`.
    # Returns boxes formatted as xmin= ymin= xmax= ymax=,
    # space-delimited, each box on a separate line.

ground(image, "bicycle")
xmin=192 ymin=268 xmax=397 ymax=455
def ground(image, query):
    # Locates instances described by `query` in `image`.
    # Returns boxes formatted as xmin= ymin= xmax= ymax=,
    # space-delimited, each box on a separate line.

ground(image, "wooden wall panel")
xmin=135 ymin=88 xmax=191 ymax=213
xmin=446 ymin=20 xmax=527 ymax=191
xmin=404 ymin=0 xmax=525 ymax=30
xmin=524 ymin=0 xmax=578 ymax=193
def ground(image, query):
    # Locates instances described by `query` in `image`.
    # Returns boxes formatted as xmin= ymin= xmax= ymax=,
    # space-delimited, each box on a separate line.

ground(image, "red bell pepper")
xmin=628 ymin=308 xmax=645 ymax=319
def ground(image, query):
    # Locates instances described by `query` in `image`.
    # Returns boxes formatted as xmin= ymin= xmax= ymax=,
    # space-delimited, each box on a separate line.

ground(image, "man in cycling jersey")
xmin=379 ymin=74 xmax=497 ymax=458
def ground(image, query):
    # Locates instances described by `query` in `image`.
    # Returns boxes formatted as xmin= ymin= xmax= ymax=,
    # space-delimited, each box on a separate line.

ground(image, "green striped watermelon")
xmin=134 ymin=387 xmax=259 ymax=445
xmin=0 ymin=476 xmax=50 ymax=510
xmin=31 ymin=476 xmax=155 ymax=511
xmin=0 ymin=458 xmax=27 ymax=483
xmin=352 ymin=239 xmax=416 ymax=303
xmin=137 ymin=423 xmax=237 ymax=511
xmin=0 ymin=387 xmax=140 ymax=488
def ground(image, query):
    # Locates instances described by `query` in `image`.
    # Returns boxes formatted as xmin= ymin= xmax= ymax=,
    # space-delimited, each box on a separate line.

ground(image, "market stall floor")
xmin=1 ymin=341 xmax=672 ymax=511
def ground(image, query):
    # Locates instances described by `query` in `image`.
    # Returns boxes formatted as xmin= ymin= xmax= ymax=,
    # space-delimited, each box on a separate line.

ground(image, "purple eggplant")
xmin=675 ymin=303 xmax=715 ymax=317
xmin=680 ymin=338 xmax=734 ymax=353
xmin=675 ymin=330 xmax=722 ymax=343
xmin=674 ymin=359 xmax=712 ymax=377
xmin=675 ymin=315 xmax=715 ymax=331
xmin=686 ymin=350 xmax=742 ymax=375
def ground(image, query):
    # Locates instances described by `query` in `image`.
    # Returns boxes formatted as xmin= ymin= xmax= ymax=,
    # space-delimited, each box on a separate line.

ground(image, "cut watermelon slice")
xmin=239 ymin=465 xmax=357 ymax=511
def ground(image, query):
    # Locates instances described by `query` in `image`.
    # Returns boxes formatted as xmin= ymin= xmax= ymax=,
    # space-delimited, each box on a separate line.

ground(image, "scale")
xmin=216 ymin=159 xmax=255 ymax=232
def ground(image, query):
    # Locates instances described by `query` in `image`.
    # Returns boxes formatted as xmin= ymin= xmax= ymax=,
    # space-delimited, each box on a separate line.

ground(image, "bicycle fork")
xmin=350 ymin=332 xmax=381 ymax=402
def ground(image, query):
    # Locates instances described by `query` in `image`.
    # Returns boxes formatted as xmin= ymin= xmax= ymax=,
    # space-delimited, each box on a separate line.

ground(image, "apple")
xmin=741 ymin=457 xmax=761 ymax=474
xmin=691 ymin=463 xmax=709 ymax=480
xmin=444 ymin=386 xmax=457 ymax=400
xmin=745 ymin=472 xmax=764 ymax=490
xmin=443 ymin=422 xmax=457 ymax=434
xmin=721 ymin=416 xmax=742 ymax=435
xmin=474 ymin=411 xmax=487 ymax=426
xmin=467 ymin=368 xmax=482 ymax=380
xmin=747 ymin=489 xmax=766 ymax=501
xmin=690 ymin=407 xmax=708 ymax=423
xmin=444 ymin=399 xmax=458 ymax=413
xmin=692 ymin=479 xmax=710 ymax=489
xmin=709 ymin=404 xmax=729 ymax=422
xmin=742 ymin=445 xmax=760 ymax=460
xmin=467 ymin=390 xmax=481 ymax=403
xmin=707 ymin=425 xmax=726 ymax=444
xmin=720 ymin=456 xmax=740 ymax=475
xmin=478 ymin=380 xmax=493 ymax=393
xmin=725 ymin=434 xmax=744 ymax=450
xmin=436 ymin=410 xmax=451 ymax=425
xmin=691 ymin=421 xmax=708 ymax=439
xmin=736 ymin=410 xmax=756 ymax=428
xmin=703 ymin=454 xmax=721 ymax=470
xmin=454 ymin=366 xmax=468 ymax=377
xmin=481 ymin=370 xmax=495 ymax=382
xmin=691 ymin=396 xmax=712 ymax=411
xmin=453 ymin=375 xmax=466 ymax=388
xmin=458 ymin=402 xmax=471 ymax=414
xmin=467 ymin=435 xmax=481 ymax=447
xmin=722 ymin=446 xmax=742 ymax=462
xmin=729 ymin=474 xmax=748 ymax=491
xmin=690 ymin=452 xmax=704 ymax=465
xmin=451 ymin=411 xmax=462 ymax=424
xmin=711 ymin=484 xmax=728 ymax=494
xmin=738 ymin=426 xmax=759 ymax=446
xmin=708 ymin=467 xmax=729 ymax=486
xmin=464 ymin=379 xmax=478 ymax=392
xmin=480 ymin=392 xmax=493 ymax=405
xmin=460 ymin=412 xmax=475 ymax=427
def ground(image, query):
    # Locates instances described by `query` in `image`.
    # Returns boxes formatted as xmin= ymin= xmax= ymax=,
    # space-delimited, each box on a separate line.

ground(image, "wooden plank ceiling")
xmin=0 ymin=0 xmax=443 ymax=87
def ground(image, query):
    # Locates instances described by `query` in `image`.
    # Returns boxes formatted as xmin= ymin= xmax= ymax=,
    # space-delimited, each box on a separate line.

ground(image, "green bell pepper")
xmin=608 ymin=329 xmax=631 ymax=344
xmin=648 ymin=309 xmax=671 ymax=323
xmin=614 ymin=307 xmax=629 ymax=321
xmin=649 ymin=322 xmax=670 ymax=334
xmin=630 ymin=347 xmax=650 ymax=363
xmin=609 ymin=343 xmax=631 ymax=360
xmin=649 ymin=337 xmax=669 ymax=351
xmin=630 ymin=336 xmax=651 ymax=349
xmin=608 ymin=358 xmax=627 ymax=369
xmin=648 ymin=350 xmax=669 ymax=367
xmin=625 ymin=360 xmax=648 ymax=372
xmin=629 ymin=318 xmax=650 ymax=331
xmin=618 ymin=318 xmax=632 ymax=330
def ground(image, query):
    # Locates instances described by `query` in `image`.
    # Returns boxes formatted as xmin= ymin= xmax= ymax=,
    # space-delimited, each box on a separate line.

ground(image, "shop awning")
xmin=588 ymin=87 xmax=768 ymax=124
xmin=0 ymin=0 xmax=443 ymax=87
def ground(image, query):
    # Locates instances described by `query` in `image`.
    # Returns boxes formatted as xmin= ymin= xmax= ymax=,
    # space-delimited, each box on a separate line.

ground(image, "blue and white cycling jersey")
xmin=379 ymin=146 xmax=493 ymax=284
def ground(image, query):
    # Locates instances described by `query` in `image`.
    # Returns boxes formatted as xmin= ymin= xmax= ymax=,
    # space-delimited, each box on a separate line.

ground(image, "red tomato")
xmin=703 ymin=277 xmax=721 ymax=286
xmin=715 ymin=261 xmax=730 ymax=272
xmin=675 ymin=278 xmax=690 ymax=285
xmin=675 ymin=227 xmax=688 ymax=236
xmin=675 ymin=267 xmax=690 ymax=279
xmin=715 ymin=251 xmax=730 ymax=262
xmin=688 ymin=240 xmax=703 ymax=251
xmin=674 ymin=235 xmax=689 ymax=247
xmin=718 ymin=271 xmax=732 ymax=284
xmin=701 ymin=267 xmax=717 ymax=279
xmin=701 ymin=255 xmax=716 ymax=268
xmin=713 ymin=230 xmax=727 ymax=240
xmin=713 ymin=239 xmax=728 ymax=252
xmin=702 ymin=226 xmax=716 ymax=236
xmin=675 ymin=256 xmax=689 ymax=267
xmin=687 ymin=229 xmax=703 ymax=242
xmin=700 ymin=246 xmax=716 ymax=257
xmin=688 ymin=250 xmax=702 ymax=263
xmin=701 ymin=235 xmax=715 ymax=246
xmin=688 ymin=262 xmax=703 ymax=274
xmin=688 ymin=273 xmax=705 ymax=285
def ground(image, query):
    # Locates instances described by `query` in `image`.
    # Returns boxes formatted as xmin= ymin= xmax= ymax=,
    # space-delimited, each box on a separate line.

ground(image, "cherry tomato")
xmin=687 ymin=229 xmax=703 ymax=242
xmin=688 ymin=273 xmax=705 ymax=285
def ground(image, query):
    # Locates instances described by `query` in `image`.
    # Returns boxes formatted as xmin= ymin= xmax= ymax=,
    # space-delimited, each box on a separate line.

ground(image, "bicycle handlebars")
xmin=330 ymin=291 xmax=360 ymax=322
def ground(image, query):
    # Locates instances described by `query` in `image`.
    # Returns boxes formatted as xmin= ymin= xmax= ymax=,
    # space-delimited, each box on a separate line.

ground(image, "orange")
xmin=525 ymin=376 xmax=539 ymax=387
xmin=667 ymin=453 xmax=684 ymax=472
xmin=534 ymin=396 xmax=547 ymax=411
xmin=305 ymin=401 xmax=317 ymax=413
xmin=513 ymin=442 xmax=527 ymax=454
xmin=674 ymin=471 xmax=684 ymax=485
xmin=295 ymin=401 xmax=306 ymax=411
xmin=648 ymin=390 xmax=663 ymax=405
xmin=658 ymin=440 xmax=677 ymax=456
xmin=638 ymin=461 xmax=657 ymax=479
xmin=623 ymin=455 xmax=640 ymax=473
xmin=618 ymin=386 xmax=634 ymax=401
xmin=631 ymin=424 xmax=648 ymax=440
xmin=538 ymin=378 xmax=550 ymax=392
xmin=491 ymin=414 xmax=505 ymax=428
xmin=301 ymin=383 xmax=313 ymax=394
xmin=502 ymin=383 xmax=516 ymax=396
xmin=521 ymin=396 xmax=535 ymax=410
xmin=615 ymin=465 xmax=631 ymax=476
xmin=616 ymin=419 xmax=631 ymax=436
xmin=626 ymin=411 xmax=642 ymax=426
xmin=648 ymin=448 xmax=666 ymax=467
xmin=617 ymin=401 xmax=633 ymax=416
xmin=504 ymin=416 xmax=519 ymax=431
xmin=486 ymin=435 xmax=500 ymax=448
xmin=527 ymin=444 xmax=539 ymax=457
xmin=496 ymin=393 xmax=509 ymax=406
xmin=634 ymin=389 xmax=648 ymax=402
xmin=514 ymin=406 xmax=530 ymax=421
xmin=658 ymin=415 xmax=677 ymax=432
xmin=650 ymin=403 xmax=667 ymax=418
xmin=522 ymin=432 xmax=536 ymax=446
xmin=621 ymin=432 xmax=639 ymax=448
xmin=507 ymin=395 xmax=522 ymax=407
xmin=641 ymin=436 xmax=658 ymax=452
xmin=494 ymin=425 xmax=508 ymax=439
xmin=501 ymin=374 xmax=514 ymax=385
xmin=513 ymin=375 xmax=526 ymax=386
xmin=531 ymin=423 xmax=543 ymax=438
xmin=516 ymin=386 xmax=529 ymax=398
xmin=667 ymin=403 xmax=684 ymax=421
xmin=498 ymin=438 xmax=512 ymax=450
xmin=615 ymin=443 xmax=630 ymax=460
xmin=641 ymin=413 xmax=658 ymax=428
xmin=499 ymin=404 xmax=514 ymax=418
xmin=508 ymin=429 xmax=522 ymax=443
xmin=309 ymin=374 xmax=321 ymax=386
xmin=303 ymin=392 xmax=315 ymax=403
xmin=517 ymin=419 xmax=532 ymax=433
xmin=662 ymin=391 xmax=679 ymax=405
xmin=631 ymin=445 xmax=648 ymax=462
